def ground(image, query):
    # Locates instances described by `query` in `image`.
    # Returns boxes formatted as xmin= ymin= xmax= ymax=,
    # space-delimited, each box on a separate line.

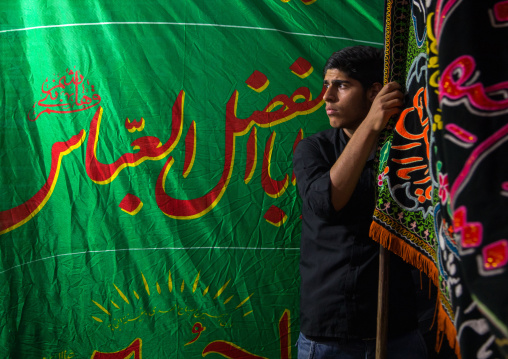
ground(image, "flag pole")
xmin=376 ymin=245 xmax=390 ymax=359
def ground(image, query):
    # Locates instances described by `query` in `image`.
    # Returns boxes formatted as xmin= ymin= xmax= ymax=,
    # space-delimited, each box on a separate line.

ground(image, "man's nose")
xmin=323 ymin=86 xmax=337 ymax=102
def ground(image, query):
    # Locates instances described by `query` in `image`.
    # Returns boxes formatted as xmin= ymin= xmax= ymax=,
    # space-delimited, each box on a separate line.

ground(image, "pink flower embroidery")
xmin=378 ymin=167 xmax=389 ymax=186
xmin=383 ymin=202 xmax=391 ymax=212
xmin=438 ymin=173 xmax=449 ymax=203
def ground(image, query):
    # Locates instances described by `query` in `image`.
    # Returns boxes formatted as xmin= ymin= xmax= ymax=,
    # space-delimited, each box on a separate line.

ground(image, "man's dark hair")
xmin=323 ymin=46 xmax=384 ymax=90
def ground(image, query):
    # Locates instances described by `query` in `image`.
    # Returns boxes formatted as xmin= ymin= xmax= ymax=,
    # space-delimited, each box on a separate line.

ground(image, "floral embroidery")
xmin=439 ymin=173 xmax=449 ymax=204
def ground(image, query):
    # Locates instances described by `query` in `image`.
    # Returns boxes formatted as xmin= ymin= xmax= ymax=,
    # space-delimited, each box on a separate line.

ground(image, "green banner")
xmin=0 ymin=1 xmax=382 ymax=357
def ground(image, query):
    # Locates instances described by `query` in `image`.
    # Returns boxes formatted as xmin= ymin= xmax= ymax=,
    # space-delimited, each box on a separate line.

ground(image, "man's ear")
xmin=367 ymin=82 xmax=382 ymax=102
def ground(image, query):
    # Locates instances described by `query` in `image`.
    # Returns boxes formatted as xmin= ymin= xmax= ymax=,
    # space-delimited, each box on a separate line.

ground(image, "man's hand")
xmin=364 ymin=81 xmax=403 ymax=133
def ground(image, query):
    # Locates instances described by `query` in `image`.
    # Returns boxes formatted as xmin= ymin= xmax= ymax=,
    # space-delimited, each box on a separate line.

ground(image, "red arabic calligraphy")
xmin=0 ymin=130 xmax=86 ymax=235
xmin=202 ymin=309 xmax=291 ymax=358
xmin=90 ymin=309 xmax=291 ymax=357
xmin=280 ymin=0 xmax=317 ymax=4
xmin=4 ymin=61 xmax=324 ymax=234
xmin=85 ymin=91 xmax=184 ymax=184
xmin=203 ymin=342 xmax=268 ymax=359
xmin=185 ymin=322 xmax=206 ymax=346
xmin=28 ymin=69 xmax=101 ymax=121
xmin=91 ymin=338 xmax=141 ymax=359
xmin=245 ymin=127 xmax=258 ymax=184
xmin=155 ymin=86 xmax=324 ymax=220
xmin=262 ymin=132 xmax=289 ymax=198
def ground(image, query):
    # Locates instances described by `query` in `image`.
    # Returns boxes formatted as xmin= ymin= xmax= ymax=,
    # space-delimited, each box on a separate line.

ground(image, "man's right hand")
xmin=364 ymin=81 xmax=403 ymax=133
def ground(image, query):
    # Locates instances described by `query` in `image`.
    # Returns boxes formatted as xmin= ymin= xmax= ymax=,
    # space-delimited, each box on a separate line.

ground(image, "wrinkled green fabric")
xmin=0 ymin=1 xmax=383 ymax=357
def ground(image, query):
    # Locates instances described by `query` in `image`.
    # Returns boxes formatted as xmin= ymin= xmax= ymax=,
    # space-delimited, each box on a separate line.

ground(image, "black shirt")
xmin=293 ymin=127 xmax=418 ymax=340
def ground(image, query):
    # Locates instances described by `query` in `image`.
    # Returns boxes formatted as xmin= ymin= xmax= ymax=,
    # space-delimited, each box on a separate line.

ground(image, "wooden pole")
xmin=375 ymin=245 xmax=390 ymax=359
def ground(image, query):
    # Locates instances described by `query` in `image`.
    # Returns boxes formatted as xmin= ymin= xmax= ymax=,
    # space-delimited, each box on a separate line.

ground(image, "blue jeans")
xmin=296 ymin=330 xmax=427 ymax=359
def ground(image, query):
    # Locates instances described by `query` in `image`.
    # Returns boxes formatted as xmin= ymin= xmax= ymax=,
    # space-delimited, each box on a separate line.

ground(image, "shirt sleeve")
xmin=293 ymin=137 xmax=336 ymax=219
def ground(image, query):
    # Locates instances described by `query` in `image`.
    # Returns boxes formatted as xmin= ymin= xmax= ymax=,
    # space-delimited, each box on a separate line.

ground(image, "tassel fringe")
xmin=370 ymin=221 xmax=461 ymax=358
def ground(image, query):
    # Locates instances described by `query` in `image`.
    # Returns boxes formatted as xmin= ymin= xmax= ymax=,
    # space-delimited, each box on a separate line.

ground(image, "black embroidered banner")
xmin=371 ymin=0 xmax=508 ymax=357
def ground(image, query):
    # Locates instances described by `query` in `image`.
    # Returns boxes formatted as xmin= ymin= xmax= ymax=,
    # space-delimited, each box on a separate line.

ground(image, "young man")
xmin=293 ymin=46 xmax=427 ymax=358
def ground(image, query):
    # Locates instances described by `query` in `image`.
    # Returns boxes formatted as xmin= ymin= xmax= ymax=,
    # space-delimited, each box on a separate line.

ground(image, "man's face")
xmin=323 ymin=69 xmax=372 ymax=136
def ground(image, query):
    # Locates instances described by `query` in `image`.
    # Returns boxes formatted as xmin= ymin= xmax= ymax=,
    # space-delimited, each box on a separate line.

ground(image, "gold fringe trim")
xmin=370 ymin=221 xmax=461 ymax=358
xmin=369 ymin=221 xmax=438 ymax=284
xmin=437 ymin=300 xmax=462 ymax=358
